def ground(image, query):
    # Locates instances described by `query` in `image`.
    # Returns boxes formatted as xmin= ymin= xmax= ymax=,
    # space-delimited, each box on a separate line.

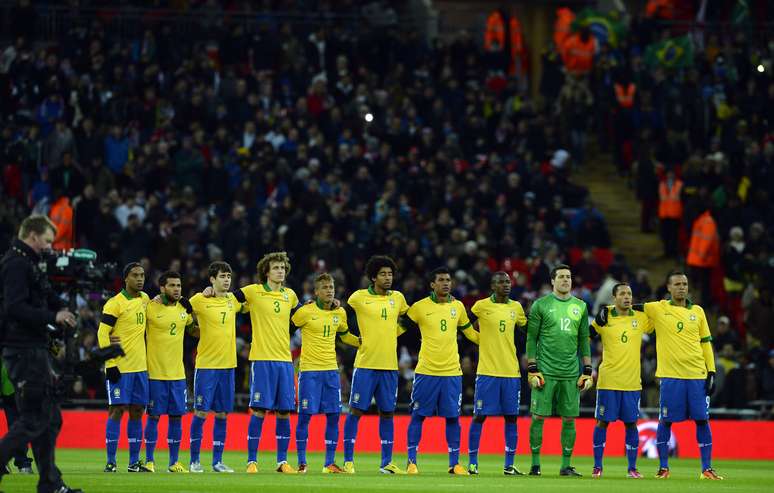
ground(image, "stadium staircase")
xmin=573 ymin=152 xmax=676 ymax=286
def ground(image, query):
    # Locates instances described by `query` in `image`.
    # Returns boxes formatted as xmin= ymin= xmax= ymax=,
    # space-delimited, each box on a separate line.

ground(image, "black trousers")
xmin=660 ymin=218 xmax=681 ymax=257
xmin=0 ymin=347 xmax=63 ymax=493
xmin=2 ymin=394 xmax=33 ymax=468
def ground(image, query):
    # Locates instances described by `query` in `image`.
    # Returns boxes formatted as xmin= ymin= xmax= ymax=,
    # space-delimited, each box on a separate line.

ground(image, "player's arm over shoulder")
xmin=290 ymin=304 xmax=308 ymax=327
xmin=346 ymin=290 xmax=362 ymax=309
xmin=636 ymin=311 xmax=654 ymax=333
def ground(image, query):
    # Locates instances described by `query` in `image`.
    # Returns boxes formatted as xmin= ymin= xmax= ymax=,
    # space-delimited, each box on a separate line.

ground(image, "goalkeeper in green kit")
xmin=526 ymin=264 xmax=592 ymax=477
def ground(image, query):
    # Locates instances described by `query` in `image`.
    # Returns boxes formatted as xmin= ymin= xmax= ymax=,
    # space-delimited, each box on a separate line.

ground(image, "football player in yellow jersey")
xmin=234 ymin=252 xmax=300 ymax=474
xmin=188 ymin=262 xmax=245 ymax=473
xmin=645 ymin=272 xmax=721 ymax=480
xmin=403 ymin=267 xmax=478 ymax=475
xmin=466 ymin=271 xmax=528 ymax=476
xmin=292 ymin=273 xmax=360 ymax=474
xmin=98 ymin=262 xmax=151 ymax=473
xmin=590 ymin=283 xmax=653 ymax=479
xmin=343 ymin=255 xmax=409 ymax=474
xmin=143 ymin=271 xmax=195 ymax=473
xmin=596 ymin=271 xmax=721 ymax=480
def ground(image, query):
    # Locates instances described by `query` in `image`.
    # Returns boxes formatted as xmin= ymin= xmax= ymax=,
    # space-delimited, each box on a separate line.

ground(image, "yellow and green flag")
xmin=644 ymin=35 xmax=694 ymax=70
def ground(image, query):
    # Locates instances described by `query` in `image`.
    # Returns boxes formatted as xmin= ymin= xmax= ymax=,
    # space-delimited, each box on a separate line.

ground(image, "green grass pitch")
xmin=1 ymin=450 xmax=771 ymax=493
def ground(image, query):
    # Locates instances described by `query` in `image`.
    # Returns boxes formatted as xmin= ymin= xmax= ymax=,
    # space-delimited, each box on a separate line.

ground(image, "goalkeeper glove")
xmin=179 ymin=297 xmax=193 ymax=314
xmin=595 ymin=306 xmax=609 ymax=327
xmin=105 ymin=366 xmax=121 ymax=384
xmin=577 ymin=365 xmax=593 ymax=391
xmin=705 ymin=371 xmax=716 ymax=395
xmin=527 ymin=362 xmax=544 ymax=389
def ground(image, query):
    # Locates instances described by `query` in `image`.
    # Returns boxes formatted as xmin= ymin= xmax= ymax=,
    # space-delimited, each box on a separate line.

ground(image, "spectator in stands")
xmin=713 ymin=316 xmax=740 ymax=351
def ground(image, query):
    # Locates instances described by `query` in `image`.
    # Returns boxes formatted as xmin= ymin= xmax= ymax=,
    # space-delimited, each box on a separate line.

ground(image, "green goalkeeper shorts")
xmin=529 ymin=377 xmax=579 ymax=417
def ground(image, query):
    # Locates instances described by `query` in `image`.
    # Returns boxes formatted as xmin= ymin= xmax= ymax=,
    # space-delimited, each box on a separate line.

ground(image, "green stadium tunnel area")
xmin=2 ymin=411 xmax=772 ymax=460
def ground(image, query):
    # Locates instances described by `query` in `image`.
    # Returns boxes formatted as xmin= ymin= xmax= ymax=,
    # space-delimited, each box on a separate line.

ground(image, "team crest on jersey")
xmin=149 ymin=400 xmax=154 ymax=408
xmin=196 ymin=395 xmax=203 ymax=405
xmin=510 ymin=311 xmax=516 ymax=319
xmin=476 ymin=399 xmax=483 ymax=409
xmin=662 ymin=407 xmax=668 ymax=417
xmin=283 ymin=293 xmax=289 ymax=302
xmin=389 ymin=299 xmax=395 ymax=307
xmin=332 ymin=315 xmax=340 ymax=324
xmin=254 ymin=392 xmax=261 ymax=402
xmin=227 ymin=301 xmax=233 ymax=311
xmin=353 ymin=393 xmax=360 ymax=403
xmin=413 ymin=401 xmax=420 ymax=409
xmin=180 ymin=311 xmax=187 ymax=320
xmin=113 ymin=387 xmax=121 ymax=399
xmin=301 ymin=399 xmax=308 ymax=409
xmin=598 ymin=405 xmax=605 ymax=416
xmin=450 ymin=308 xmax=457 ymax=318
xmin=567 ymin=305 xmax=582 ymax=320
xmin=631 ymin=320 xmax=639 ymax=328
xmin=689 ymin=314 xmax=697 ymax=321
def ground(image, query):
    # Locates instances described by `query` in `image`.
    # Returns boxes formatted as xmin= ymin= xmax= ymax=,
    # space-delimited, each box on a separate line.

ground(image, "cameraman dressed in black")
xmin=0 ymin=215 xmax=82 ymax=493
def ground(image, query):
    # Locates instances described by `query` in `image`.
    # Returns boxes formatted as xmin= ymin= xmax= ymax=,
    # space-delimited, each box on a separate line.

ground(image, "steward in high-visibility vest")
xmin=614 ymin=82 xmax=636 ymax=109
xmin=658 ymin=178 xmax=683 ymax=219
xmin=687 ymin=210 xmax=720 ymax=268
xmin=484 ymin=9 xmax=526 ymax=76
xmin=49 ymin=195 xmax=74 ymax=250
xmin=561 ymin=28 xmax=596 ymax=76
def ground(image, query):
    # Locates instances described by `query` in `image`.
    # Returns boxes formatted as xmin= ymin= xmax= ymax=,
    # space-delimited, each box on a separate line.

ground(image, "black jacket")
xmin=0 ymin=239 xmax=61 ymax=348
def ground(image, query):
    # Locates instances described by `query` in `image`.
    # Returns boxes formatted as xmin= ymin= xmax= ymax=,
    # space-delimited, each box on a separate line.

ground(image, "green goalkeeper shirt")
xmin=526 ymin=293 xmax=591 ymax=380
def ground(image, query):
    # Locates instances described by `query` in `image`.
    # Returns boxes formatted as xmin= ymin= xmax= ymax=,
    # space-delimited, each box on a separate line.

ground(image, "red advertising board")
xmin=2 ymin=412 xmax=772 ymax=459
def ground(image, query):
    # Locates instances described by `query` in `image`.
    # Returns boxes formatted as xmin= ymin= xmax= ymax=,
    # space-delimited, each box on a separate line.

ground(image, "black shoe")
xmin=103 ymin=462 xmax=117 ymax=473
xmin=503 ymin=465 xmax=525 ymax=476
xmin=127 ymin=461 xmax=151 ymax=472
xmin=559 ymin=466 xmax=582 ymax=477
xmin=54 ymin=486 xmax=84 ymax=493
xmin=529 ymin=465 xmax=541 ymax=476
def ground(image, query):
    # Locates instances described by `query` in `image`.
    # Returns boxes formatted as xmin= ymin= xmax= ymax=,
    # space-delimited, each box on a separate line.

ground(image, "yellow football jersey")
xmin=190 ymin=292 xmax=242 ymax=369
xmin=407 ymin=294 xmax=472 ymax=376
xmin=644 ymin=300 xmax=715 ymax=379
xmin=592 ymin=308 xmax=653 ymax=390
xmin=240 ymin=283 xmax=299 ymax=362
xmin=471 ymin=296 xmax=527 ymax=378
xmin=146 ymin=300 xmax=193 ymax=380
xmin=291 ymin=302 xmax=349 ymax=371
xmin=97 ymin=290 xmax=149 ymax=372
xmin=347 ymin=287 xmax=409 ymax=370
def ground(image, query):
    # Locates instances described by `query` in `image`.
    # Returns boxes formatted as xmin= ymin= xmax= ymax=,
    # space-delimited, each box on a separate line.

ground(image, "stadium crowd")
xmin=0 ymin=0 xmax=771 ymax=414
